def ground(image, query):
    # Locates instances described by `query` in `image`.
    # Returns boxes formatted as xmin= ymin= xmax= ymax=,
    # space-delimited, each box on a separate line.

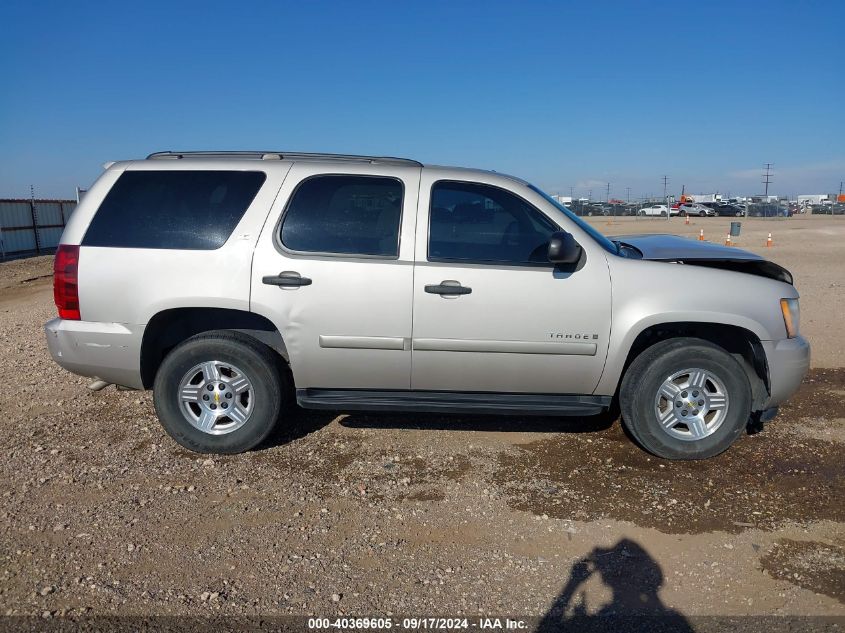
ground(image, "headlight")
xmin=780 ymin=298 xmax=800 ymax=338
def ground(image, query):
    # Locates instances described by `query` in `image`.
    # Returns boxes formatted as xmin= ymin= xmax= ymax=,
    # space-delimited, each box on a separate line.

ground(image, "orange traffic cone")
xmin=766 ymin=233 xmax=773 ymax=247
xmin=724 ymin=233 xmax=732 ymax=246
xmin=698 ymin=229 xmax=705 ymax=241
xmin=684 ymin=214 xmax=690 ymax=225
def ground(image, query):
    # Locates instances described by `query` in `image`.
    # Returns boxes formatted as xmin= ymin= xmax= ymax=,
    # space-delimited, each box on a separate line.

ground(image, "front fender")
xmin=595 ymin=258 xmax=792 ymax=396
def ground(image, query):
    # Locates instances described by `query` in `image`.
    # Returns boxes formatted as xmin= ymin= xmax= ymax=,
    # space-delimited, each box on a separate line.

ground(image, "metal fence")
xmin=0 ymin=198 xmax=76 ymax=261
xmin=564 ymin=199 xmax=800 ymax=218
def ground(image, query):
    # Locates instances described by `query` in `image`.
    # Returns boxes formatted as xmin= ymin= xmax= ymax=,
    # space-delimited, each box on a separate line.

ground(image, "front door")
xmin=411 ymin=175 xmax=611 ymax=395
xmin=251 ymin=162 xmax=420 ymax=390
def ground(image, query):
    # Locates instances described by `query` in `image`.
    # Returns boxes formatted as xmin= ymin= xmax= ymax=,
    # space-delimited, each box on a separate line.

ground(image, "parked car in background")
xmin=677 ymin=203 xmax=716 ymax=217
xmin=638 ymin=203 xmax=670 ymax=216
xmin=747 ymin=204 xmax=788 ymax=218
xmin=714 ymin=204 xmax=746 ymax=217
xmin=809 ymin=204 xmax=844 ymax=215
xmin=583 ymin=203 xmax=611 ymax=216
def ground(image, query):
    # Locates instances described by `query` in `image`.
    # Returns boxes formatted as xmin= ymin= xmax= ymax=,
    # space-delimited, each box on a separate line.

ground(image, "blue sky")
xmin=1 ymin=1 xmax=843 ymax=199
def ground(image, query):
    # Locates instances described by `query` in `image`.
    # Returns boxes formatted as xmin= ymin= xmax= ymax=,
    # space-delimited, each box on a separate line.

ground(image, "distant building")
xmin=687 ymin=193 xmax=723 ymax=203
xmin=797 ymin=194 xmax=834 ymax=205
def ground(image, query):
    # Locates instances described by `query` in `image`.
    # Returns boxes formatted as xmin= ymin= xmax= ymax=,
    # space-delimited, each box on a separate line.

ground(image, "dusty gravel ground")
xmin=0 ymin=215 xmax=843 ymax=625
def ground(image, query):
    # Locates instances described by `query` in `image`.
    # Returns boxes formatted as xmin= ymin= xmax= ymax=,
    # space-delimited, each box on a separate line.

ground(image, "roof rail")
xmin=146 ymin=150 xmax=422 ymax=167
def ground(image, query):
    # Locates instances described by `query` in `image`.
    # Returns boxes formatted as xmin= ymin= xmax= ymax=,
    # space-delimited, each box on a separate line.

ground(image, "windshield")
xmin=527 ymin=184 xmax=618 ymax=254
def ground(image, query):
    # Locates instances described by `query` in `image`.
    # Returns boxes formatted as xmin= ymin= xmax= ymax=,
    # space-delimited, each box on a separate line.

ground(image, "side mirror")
xmin=547 ymin=230 xmax=582 ymax=264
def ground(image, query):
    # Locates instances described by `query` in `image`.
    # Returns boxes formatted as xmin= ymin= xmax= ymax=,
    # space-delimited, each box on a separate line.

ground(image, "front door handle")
xmin=262 ymin=271 xmax=312 ymax=287
xmin=425 ymin=280 xmax=472 ymax=296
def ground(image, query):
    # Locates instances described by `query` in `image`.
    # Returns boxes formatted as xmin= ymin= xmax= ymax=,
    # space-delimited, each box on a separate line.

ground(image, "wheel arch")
xmin=141 ymin=307 xmax=288 ymax=389
xmin=604 ymin=321 xmax=770 ymax=411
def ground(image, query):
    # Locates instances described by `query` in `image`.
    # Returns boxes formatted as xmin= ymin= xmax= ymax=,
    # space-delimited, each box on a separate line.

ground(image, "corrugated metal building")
xmin=0 ymin=198 xmax=76 ymax=260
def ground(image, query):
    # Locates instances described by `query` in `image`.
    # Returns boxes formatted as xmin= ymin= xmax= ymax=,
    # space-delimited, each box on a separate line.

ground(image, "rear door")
xmin=250 ymin=162 xmax=420 ymax=390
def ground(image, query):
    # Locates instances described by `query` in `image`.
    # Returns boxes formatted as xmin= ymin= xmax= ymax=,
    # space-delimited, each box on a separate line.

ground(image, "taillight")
xmin=54 ymin=244 xmax=81 ymax=320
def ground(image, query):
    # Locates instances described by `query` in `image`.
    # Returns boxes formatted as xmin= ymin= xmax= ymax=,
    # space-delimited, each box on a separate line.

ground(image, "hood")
xmin=611 ymin=233 xmax=793 ymax=284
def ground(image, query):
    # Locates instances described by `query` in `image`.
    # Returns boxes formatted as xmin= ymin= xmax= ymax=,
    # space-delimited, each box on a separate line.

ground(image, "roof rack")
xmin=146 ymin=150 xmax=422 ymax=167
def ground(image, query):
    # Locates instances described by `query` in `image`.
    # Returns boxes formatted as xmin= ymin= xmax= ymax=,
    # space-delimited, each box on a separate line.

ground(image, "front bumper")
xmin=44 ymin=318 xmax=145 ymax=389
xmin=761 ymin=335 xmax=810 ymax=408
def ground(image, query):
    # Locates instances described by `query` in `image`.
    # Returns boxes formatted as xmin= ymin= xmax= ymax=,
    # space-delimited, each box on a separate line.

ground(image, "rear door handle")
xmin=262 ymin=271 xmax=312 ymax=287
xmin=425 ymin=280 xmax=472 ymax=296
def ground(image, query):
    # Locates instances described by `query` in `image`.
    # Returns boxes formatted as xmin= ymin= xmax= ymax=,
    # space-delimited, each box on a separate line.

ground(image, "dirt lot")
xmin=0 ymin=215 xmax=843 ymax=626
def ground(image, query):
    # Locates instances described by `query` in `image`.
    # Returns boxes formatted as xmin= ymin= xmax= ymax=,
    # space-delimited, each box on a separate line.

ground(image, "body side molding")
xmin=412 ymin=338 xmax=597 ymax=356
xmin=318 ymin=335 xmax=407 ymax=351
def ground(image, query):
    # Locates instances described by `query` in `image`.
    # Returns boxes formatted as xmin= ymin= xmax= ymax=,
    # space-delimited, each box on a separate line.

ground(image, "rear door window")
xmin=279 ymin=175 xmax=403 ymax=257
xmin=82 ymin=170 xmax=266 ymax=249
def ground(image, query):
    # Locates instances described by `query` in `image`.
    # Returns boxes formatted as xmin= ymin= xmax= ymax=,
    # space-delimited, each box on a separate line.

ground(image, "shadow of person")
xmin=537 ymin=538 xmax=692 ymax=632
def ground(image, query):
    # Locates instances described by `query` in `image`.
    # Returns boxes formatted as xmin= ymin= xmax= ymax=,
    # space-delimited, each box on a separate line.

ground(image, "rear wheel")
xmin=153 ymin=331 xmax=286 ymax=453
xmin=619 ymin=338 xmax=751 ymax=460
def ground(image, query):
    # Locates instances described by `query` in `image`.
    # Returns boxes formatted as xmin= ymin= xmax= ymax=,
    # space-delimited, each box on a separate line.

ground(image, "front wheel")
xmin=619 ymin=338 xmax=751 ymax=460
xmin=660 ymin=211 xmax=667 ymax=217
xmin=699 ymin=211 xmax=706 ymax=217
xmin=153 ymin=331 xmax=287 ymax=453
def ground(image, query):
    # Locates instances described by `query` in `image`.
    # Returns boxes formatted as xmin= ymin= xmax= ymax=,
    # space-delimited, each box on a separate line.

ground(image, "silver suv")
xmin=45 ymin=151 xmax=810 ymax=460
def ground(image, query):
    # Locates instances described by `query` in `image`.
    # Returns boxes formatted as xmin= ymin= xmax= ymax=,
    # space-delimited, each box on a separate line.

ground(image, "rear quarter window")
xmin=82 ymin=170 xmax=266 ymax=249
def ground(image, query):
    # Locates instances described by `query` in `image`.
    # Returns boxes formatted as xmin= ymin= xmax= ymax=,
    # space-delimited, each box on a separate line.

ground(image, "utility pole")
xmin=662 ymin=175 xmax=670 ymax=220
xmin=763 ymin=163 xmax=773 ymax=198
xmin=588 ymin=189 xmax=592 ymax=201
xmin=30 ymin=184 xmax=41 ymax=254
xmin=626 ymin=187 xmax=631 ymax=204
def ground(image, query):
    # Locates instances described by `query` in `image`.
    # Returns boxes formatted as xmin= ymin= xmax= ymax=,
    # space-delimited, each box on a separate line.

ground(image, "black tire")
xmin=153 ymin=330 xmax=286 ymax=454
xmin=699 ymin=211 xmax=706 ymax=217
xmin=619 ymin=338 xmax=751 ymax=460
xmin=660 ymin=211 xmax=667 ymax=217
